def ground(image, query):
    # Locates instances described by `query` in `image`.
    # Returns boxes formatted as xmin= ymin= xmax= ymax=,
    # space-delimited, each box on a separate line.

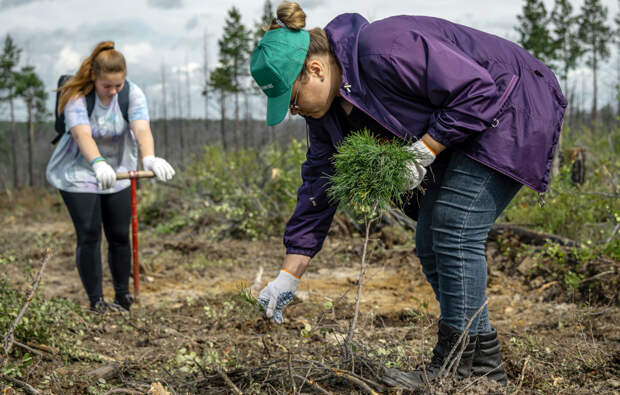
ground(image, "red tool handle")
xmin=117 ymin=170 xmax=154 ymax=298
xmin=130 ymin=178 xmax=139 ymax=297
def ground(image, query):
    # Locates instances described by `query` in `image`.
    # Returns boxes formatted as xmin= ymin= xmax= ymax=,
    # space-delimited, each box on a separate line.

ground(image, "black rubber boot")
xmin=90 ymin=297 xmax=109 ymax=313
xmin=471 ymin=328 xmax=508 ymax=386
xmin=110 ymin=293 xmax=134 ymax=312
xmin=384 ymin=322 xmax=476 ymax=388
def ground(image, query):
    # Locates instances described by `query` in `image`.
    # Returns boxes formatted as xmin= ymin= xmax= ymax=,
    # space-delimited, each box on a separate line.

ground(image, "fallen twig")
xmin=0 ymin=373 xmax=39 ymax=394
xmin=512 ymin=356 xmax=530 ymax=395
xmin=579 ymin=270 xmax=616 ymax=284
xmin=292 ymin=375 xmax=332 ymax=395
xmin=214 ymin=365 xmax=242 ymax=395
xmin=490 ymin=224 xmax=577 ymax=246
xmin=332 ymin=368 xmax=380 ymax=395
xmin=12 ymin=341 xmax=52 ymax=360
xmin=2 ymin=250 xmax=51 ymax=366
xmin=440 ymin=299 xmax=488 ymax=378
xmin=103 ymin=389 xmax=141 ymax=395
xmin=287 ymin=349 xmax=296 ymax=394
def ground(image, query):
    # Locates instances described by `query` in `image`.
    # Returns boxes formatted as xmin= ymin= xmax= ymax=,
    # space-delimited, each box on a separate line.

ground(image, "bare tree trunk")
xmin=234 ymin=90 xmax=240 ymax=151
xmin=220 ymin=89 xmax=227 ymax=151
xmin=27 ymin=99 xmax=34 ymax=187
xmin=9 ymin=96 xmax=17 ymax=188
xmin=244 ymin=93 xmax=250 ymax=149
xmin=203 ymin=30 xmax=210 ymax=141
xmin=592 ymin=47 xmax=598 ymax=134
xmin=161 ymin=63 xmax=169 ymax=159
xmin=185 ymin=54 xmax=195 ymax=155
xmin=175 ymin=70 xmax=184 ymax=165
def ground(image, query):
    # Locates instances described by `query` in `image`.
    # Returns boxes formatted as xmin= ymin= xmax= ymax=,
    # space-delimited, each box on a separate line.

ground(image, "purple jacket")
xmin=284 ymin=13 xmax=567 ymax=258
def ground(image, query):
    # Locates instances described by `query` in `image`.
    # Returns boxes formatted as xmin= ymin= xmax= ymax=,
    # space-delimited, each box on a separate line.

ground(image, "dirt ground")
xmin=0 ymin=188 xmax=618 ymax=394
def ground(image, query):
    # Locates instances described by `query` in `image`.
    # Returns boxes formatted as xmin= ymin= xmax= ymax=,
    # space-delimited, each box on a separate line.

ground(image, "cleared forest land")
xmin=0 ymin=188 xmax=617 ymax=394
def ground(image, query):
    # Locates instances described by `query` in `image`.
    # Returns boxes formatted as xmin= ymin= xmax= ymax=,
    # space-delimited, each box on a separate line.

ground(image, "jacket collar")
xmin=324 ymin=13 xmax=369 ymax=98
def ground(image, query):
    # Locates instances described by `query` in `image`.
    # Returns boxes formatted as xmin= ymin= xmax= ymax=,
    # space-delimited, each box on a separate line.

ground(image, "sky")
xmin=0 ymin=0 xmax=618 ymax=121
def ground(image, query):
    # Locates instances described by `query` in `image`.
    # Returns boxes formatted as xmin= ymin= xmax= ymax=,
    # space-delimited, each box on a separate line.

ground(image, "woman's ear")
xmin=307 ymin=59 xmax=326 ymax=81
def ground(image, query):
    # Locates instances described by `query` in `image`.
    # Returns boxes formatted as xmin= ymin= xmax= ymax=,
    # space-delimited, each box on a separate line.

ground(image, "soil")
xmin=0 ymin=188 xmax=618 ymax=394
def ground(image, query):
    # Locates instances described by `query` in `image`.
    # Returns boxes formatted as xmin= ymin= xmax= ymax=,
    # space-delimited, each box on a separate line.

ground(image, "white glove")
xmin=258 ymin=270 xmax=300 ymax=323
xmin=405 ymin=140 xmax=436 ymax=189
xmin=143 ymin=155 xmax=175 ymax=182
xmin=92 ymin=160 xmax=116 ymax=190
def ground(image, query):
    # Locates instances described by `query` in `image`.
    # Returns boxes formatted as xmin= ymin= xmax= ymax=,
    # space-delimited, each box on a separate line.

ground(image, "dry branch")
xmin=2 ymin=249 xmax=51 ymax=365
xmin=214 ymin=365 xmax=242 ymax=395
xmin=12 ymin=341 xmax=52 ymax=360
xmin=440 ymin=300 xmax=488 ymax=377
xmin=512 ymin=356 xmax=530 ymax=395
xmin=489 ymin=224 xmax=577 ymax=246
xmin=0 ymin=374 xmax=39 ymax=394
xmin=293 ymin=375 xmax=332 ymax=394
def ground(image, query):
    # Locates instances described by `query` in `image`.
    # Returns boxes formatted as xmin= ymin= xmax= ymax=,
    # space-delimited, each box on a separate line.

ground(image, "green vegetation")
xmin=139 ymin=139 xmax=305 ymax=239
xmin=505 ymin=126 xmax=619 ymax=247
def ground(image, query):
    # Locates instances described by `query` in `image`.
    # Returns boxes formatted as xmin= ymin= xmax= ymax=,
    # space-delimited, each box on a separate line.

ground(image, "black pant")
xmin=60 ymin=188 xmax=131 ymax=305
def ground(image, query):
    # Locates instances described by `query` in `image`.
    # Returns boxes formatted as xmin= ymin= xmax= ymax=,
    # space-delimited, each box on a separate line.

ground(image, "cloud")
xmin=172 ymin=62 xmax=201 ymax=74
xmin=0 ymin=0 xmax=48 ymax=10
xmin=147 ymin=0 xmax=183 ymax=9
xmin=299 ymin=0 xmax=325 ymax=10
xmin=54 ymin=46 xmax=81 ymax=75
xmin=185 ymin=15 xmax=199 ymax=31
xmin=119 ymin=42 xmax=154 ymax=64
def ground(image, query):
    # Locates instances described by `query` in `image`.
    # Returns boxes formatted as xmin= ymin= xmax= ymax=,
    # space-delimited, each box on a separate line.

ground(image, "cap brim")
xmin=266 ymin=86 xmax=293 ymax=126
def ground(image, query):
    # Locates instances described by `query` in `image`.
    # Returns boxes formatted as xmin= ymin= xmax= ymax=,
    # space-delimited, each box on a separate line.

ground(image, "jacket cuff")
xmin=426 ymin=126 xmax=454 ymax=148
xmin=285 ymin=247 xmax=317 ymax=258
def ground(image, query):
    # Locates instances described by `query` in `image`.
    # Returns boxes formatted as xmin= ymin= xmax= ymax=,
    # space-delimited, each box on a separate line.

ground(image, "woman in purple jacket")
xmin=250 ymin=1 xmax=566 ymax=387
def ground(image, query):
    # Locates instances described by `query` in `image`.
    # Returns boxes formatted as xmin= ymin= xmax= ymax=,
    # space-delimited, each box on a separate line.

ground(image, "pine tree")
xmin=578 ymin=0 xmax=612 ymax=134
xmin=218 ymin=7 xmax=251 ymax=150
xmin=550 ymin=0 xmax=583 ymax=97
xmin=549 ymin=0 xmax=583 ymax=177
xmin=0 ymin=34 xmax=22 ymax=188
xmin=516 ymin=0 xmax=556 ymax=66
xmin=252 ymin=0 xmax=275 ymax=143
xmin=209 ymin=66 xmax=233 ymax=151
xmin=15 ymin=65 xmax=47 ymax=187
xmin=614 ymin=1 xmax=620 ymax=118
xmin=253 ymin=0 xmax=273 ymax=46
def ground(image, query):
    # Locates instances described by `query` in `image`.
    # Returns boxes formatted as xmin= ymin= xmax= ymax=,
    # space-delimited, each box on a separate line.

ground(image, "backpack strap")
xmin=118 ymin=81 xmax=131 ymax=124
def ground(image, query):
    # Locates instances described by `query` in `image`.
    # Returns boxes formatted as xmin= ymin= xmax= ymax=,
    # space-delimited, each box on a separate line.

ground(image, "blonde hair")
xmin=57 ymin=41 xmax=127 ymax=115
xmin=268 ymin=1 xmax=334 ymax=77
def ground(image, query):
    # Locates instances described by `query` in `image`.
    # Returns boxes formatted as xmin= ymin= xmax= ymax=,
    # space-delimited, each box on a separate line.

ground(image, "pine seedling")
xmin=327 ymin=129 xmax=421 ymax=352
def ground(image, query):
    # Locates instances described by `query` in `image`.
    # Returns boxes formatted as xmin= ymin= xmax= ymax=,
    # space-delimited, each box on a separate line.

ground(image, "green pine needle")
xmin=327 ymin=129 xmax=421 ymax=220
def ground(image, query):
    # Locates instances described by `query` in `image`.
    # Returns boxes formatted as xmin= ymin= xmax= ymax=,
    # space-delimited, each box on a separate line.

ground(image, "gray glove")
xmin=92 ymin=160 xmax=116 ymax=190
xmin=405 ymin=140 xmax=436 ymax=189
xmin=258 ymin=270 xmax=300 ymax=323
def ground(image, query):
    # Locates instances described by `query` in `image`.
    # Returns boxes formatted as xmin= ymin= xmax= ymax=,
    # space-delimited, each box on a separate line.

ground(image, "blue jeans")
xmin=413 ymin=150 xmax=521 ymax=334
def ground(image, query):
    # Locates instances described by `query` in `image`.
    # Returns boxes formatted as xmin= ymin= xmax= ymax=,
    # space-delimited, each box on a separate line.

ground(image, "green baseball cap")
xmin=250 ymin=27 xmax=310 ymax=126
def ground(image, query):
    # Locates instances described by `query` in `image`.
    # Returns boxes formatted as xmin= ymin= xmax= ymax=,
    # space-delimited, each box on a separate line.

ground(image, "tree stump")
xmin=567 ymin=147 xmax=586 ymax=186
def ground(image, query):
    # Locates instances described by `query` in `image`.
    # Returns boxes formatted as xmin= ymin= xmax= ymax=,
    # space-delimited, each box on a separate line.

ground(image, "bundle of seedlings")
xmin=327 ymin=129 xmax=420 ymax=361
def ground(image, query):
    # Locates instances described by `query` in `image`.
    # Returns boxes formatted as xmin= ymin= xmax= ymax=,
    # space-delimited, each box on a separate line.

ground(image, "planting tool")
xmin=116 ymin=170 xmax=155 ymax=297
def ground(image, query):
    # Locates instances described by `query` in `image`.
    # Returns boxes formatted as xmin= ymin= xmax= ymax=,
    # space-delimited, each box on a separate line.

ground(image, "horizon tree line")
xmin=0 ymin=0 xmax=618 ymax=189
